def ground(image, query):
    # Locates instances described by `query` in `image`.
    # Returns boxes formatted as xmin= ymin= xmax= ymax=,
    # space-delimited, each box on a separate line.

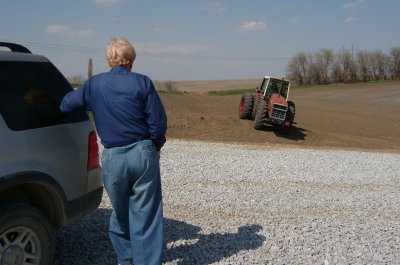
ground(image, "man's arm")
xmin=60 ymin=81 xmax=89 ymax=113
xmin=145 ymin=81 xmax=167 ymax=151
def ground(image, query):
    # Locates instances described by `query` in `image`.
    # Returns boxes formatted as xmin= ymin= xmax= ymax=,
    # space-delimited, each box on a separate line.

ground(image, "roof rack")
xmin=0 ymin=42 xmax=31 ymax=53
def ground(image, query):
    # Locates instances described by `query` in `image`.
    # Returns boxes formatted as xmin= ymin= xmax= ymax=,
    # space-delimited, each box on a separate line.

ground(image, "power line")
xmin=0 ymin=39 xmax=103 ymax=54
xmin=0 ymin=39 xmax=290 ymax=61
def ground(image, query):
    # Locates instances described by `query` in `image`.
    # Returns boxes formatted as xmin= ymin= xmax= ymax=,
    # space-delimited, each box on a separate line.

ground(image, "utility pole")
xmin=88 ymin=58 xmax=93 ymax=79
xmin=351 ymin=45 xmax=355 ymax=82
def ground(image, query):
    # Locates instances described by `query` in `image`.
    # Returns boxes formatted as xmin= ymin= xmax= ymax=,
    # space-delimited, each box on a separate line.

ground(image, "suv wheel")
xmin=0 ymin=203 xmax=54 ymax=265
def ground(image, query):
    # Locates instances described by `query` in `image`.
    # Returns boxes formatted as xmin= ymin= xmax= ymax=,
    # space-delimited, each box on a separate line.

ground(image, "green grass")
xmin=70 ymin=83 xmax=81 ymax=88
xmin=157 ymin=90 xmax=187 ymax=95
xmin=208 ymin=88 xmax=254 ymax=96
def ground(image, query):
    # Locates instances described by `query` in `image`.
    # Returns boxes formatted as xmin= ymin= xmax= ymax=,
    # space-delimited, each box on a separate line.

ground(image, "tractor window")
xmin=280 ymin=83 xmax=289 ymax=98
xmin=269 ymin=82 xmax=279 ymax=94
xmin=260 ymin=78 xmax=269 ymax=95
xmin=265 ymin=80 xmax=279 ymax=99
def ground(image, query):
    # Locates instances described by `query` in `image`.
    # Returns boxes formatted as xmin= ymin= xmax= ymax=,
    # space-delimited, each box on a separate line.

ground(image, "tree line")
xmin=286 ymin=47 xmax=400 ymax=85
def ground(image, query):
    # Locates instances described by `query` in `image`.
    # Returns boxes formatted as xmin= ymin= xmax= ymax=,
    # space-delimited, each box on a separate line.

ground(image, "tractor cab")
xmin=259 ymin=76 xmax=290 ymax=100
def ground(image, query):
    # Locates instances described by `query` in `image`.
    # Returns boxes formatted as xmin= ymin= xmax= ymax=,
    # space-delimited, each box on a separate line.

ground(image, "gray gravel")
xmin=55 ymin=140 xmax=400 ymax=264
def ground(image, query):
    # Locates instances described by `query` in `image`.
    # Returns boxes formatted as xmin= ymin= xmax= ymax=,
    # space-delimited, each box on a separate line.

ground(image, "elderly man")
xmin=60 ymin=37 xmax=167 ymax=265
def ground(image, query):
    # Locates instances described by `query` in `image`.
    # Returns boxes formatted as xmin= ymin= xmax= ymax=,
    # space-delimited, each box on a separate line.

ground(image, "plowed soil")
xmin=159 ymin=81 xmax=400 ymax=153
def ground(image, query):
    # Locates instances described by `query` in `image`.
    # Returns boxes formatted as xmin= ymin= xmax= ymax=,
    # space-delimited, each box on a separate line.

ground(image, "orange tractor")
xmin=239 ymin=76 xmax=296 ymax=129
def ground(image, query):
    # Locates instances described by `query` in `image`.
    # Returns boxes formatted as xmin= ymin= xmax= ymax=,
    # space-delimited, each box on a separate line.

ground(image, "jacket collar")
xmin=110 ymin=65 xmax=130 ymax=73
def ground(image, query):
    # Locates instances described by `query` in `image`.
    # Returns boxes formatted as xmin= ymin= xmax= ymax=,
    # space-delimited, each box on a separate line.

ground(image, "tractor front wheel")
xmin=286 ymin=101 xmax=296 ymax=126
xmin=238 ymin=92 xmax=253 ymax=119
xmin=254 ymin=100 xmax=267 ymax=130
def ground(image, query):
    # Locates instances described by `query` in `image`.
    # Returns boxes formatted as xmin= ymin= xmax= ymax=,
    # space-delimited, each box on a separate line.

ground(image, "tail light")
xmin=88 ymin=131 xmax=100 ymax=170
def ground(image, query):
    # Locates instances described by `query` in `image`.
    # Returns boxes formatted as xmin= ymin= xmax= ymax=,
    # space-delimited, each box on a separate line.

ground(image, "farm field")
xmin=159 ymin=80 xmax=400 ymax=153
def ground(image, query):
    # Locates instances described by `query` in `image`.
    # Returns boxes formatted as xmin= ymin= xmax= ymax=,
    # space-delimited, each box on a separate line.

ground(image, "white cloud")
xmin=92 ymin=0 xmax=122 ymax=6
xmin=343 ymin=0 xmax=365 ymax=11
xmin=46 ymin=25 xmax=95 ymax=38
xmin=238 ymin=21 xmax=266 ymax=34
xmin=344 ymin=16 xmax=358 ymax=23
xmin=290 ymin=16 xmax=301 ymax=24
xmin=136 ymin=43 xmax=207 ymax=56
xmin=201 ymin=1 xmax=228 ymax=12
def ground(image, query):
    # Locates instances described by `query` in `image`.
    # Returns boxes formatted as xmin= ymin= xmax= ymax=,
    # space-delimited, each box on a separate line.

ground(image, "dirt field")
xmin=158 ymin=80 xmax=400 ymax=153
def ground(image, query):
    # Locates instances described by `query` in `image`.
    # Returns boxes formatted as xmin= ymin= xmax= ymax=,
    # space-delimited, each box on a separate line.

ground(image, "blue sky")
xmin=1 ymin=0 xmax=399 ymax=81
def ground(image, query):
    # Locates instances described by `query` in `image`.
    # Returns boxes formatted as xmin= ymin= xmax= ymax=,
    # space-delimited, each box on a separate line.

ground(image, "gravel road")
xmin=55 ymin=140 xmax=400 ymax=264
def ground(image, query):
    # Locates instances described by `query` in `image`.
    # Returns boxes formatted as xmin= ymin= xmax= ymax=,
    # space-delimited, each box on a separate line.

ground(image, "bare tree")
xmin=286 ymin=47 xmax=399 ymax=85
xmin=390 ymin=47 xmax=400 ymax=80
xmin=370 ymin=52 xmax=379 ymax=81
xmin=286 ymin=52 xmax=310 ymax=85
xmin=330 ymin=61 xmax=340 ymax=83
xmin=164 ymin=81 xmax=177 ymax=92
xmin=357 ymin=50 xmax=371 ymax=82
xmin=371 ymin=50 xmax=390 ymax=80
xmin=383 ymin=53 xmax=392 ymax=80
xmin=350 ymin=62 xmax=358 ymax=82
xmin=314 ymin=49 xmax=334 ymax=84
xmin=68 ymin=74 xmax=84 ymax=85
xmin=331 ymin=49 xmax=352 ymax=83
xmin=308 ymin=55 xmax=321 ymax=85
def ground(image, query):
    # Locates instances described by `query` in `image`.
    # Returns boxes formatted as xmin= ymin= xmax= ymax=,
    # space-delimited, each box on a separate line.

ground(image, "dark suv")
xmin=0 ymin=42 xmax=103 ymax=265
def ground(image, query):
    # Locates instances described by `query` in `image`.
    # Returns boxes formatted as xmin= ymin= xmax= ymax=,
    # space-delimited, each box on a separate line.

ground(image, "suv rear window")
xmin=0 ymin=61 xmax=87 ymax=131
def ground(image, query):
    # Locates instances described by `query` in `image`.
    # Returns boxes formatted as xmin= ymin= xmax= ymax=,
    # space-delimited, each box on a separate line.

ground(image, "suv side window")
xmin=0 ymin=61 xmax=87 ymax=131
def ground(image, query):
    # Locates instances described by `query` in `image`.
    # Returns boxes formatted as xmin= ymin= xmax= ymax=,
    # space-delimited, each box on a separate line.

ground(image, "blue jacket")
xmin=60 ymin=65 xmax=167 ymax=151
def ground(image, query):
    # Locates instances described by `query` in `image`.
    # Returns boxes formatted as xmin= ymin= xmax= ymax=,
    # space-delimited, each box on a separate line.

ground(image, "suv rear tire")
xmin=0 ymin=202 xmax=54 ymax=265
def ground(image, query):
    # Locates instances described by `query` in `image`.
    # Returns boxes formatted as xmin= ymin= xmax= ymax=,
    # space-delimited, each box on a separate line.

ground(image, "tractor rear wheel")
xmin=239 ymin=92 xmax=253 ymax=119
xmin=254 ymin=100 xmax=267 ymax=130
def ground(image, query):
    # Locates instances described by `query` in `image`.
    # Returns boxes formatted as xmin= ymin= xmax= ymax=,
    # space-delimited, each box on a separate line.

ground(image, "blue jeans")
xmin=101 ymin=140 xmax=164 ymax=265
